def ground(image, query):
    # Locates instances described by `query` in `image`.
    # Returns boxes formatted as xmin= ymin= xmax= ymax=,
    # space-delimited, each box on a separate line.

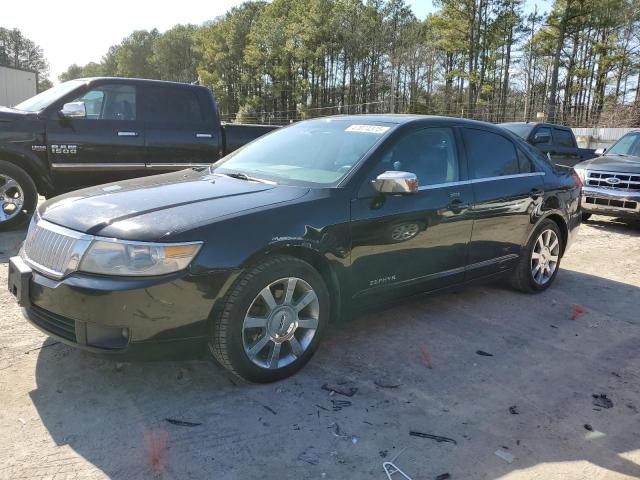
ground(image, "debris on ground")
xmin=375 ymin=379 xmax=402 ymax=389
xmin=379 ymin=450 xmax=389 ymax=458
xmin=509 ymin=405 xmax=519 ymax=415
xmin=494 ymin=448 xmax=514 ymax=463
xmin=144 ymin=430 xmax=168 ymax=473
xmin=420 ymin=345 xmax=433 ymax=369
xmin=571 ymin=304 xmax=586 ymax=320
xmin=592 ymin=393 xmax=613 ymax=409
xmin=476 ymin=350 xmax=493 ymax=357
xmin=165 ymin=418 xmax=202 ymax=427
xmin=263 ymin=405 xmax=277 ymax=415
xmin=330 ymin=422 xmax=349 ymax=438
xmin=435 ymin=474 xmax=451 ymax=480
xmin=409 ymin=431 xmax=457 ymax=445
xmin=383 ymin=461 xmax=414 ymax=479
xmin=331 ymin=399 xmax=352 ymax=411
xmin=584 ymin=424 xmax=593 ymax=431
xmin=322 ymin=383 xmax=358 ymax=397
xmin=297 ymin=447 xmax=319 ymax=466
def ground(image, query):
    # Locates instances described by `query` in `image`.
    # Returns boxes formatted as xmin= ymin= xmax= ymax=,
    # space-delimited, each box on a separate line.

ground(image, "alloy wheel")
xmin=530 ymin=229 xmax=560 ymax=285
xmin=242 ymin=277 xmax=320 ymax=370
xmin=0 ymin=174 xmax=24 ymax=223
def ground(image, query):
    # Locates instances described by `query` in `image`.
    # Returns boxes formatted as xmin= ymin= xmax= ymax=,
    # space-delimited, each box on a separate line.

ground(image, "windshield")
xmin=13 ymin=80 xmax=85 ymax=112
xmin=213 ymin=119 xmax=394 ymax=186
xmin=500 ymin=124 xmax=535 ymax=140
xmin=607 ymin=132 xmax=640 ymax=157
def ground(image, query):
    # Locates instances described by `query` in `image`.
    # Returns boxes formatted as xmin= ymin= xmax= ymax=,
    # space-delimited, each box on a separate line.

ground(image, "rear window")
xmin=462 ymin=128 xmax=519 ymax=179
xmin=143 ymin=86 xmax=203 ymax=123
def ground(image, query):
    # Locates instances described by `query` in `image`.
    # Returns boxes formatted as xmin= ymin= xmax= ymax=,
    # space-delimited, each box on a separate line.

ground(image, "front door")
xmin=46 ymin=84 xmax=146 ymax=192
xmin=350 ymin=126 xmax=474 ymax=302
xmin=462 ymin=127 xmax=545 ymax=279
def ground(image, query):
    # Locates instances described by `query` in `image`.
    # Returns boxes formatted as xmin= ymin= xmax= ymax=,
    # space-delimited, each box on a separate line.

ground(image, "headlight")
xmin=79 ymin=239 xmax=202 ymax=276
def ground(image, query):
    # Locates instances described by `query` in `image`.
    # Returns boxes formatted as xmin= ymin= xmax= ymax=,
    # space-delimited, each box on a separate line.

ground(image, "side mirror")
xmin=594 ymin=147 xmax=606 ymax=155
xmin=60 ymin=101 xmax=86 ymax=119
xmin=373 ymin=171 xmax=418 ymax=194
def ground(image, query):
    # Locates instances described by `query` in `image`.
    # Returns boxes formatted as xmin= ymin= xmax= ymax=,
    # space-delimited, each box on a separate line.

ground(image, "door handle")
xmin=118 ymin=131 xmax=138 ymax=137
xmin=196 ymin=133 xmax=213 ymax=139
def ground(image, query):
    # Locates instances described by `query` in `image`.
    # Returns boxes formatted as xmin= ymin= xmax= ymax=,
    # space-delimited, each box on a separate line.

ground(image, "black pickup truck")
xmin=0 ymin=77 xmax=278 ymax=229
xmin=500 ymin=122 xmax=596 ymax=168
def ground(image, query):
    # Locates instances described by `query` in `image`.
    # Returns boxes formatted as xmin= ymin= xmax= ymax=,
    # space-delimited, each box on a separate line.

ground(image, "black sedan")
xmin=8 ymin=116 xmax=582 ymax=382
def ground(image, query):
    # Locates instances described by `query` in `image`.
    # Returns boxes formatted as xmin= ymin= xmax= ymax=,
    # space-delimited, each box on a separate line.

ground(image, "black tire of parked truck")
xmin=509 ymin=219 xmax=564 ymax=294
xmin=0 ymin=161 xmax=38 ymax=231
xmin=209 ymin=255 xmax=330 ymax=383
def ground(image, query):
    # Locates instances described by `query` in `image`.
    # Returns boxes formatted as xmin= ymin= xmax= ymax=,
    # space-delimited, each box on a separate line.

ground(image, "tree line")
xmin=0 ymin=27 xmax=52 ymax=91
xmin=17 ymin=0 xmax=640 ymax=126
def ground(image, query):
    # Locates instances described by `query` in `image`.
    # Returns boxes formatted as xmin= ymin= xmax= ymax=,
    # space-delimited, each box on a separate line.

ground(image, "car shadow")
xmin=26 ymin=267 xmax=640 ymax=479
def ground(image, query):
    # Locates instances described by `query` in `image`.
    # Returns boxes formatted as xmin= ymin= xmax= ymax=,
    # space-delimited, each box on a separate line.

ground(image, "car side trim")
xmin=417 ymin=172 xmax=545 ymax=191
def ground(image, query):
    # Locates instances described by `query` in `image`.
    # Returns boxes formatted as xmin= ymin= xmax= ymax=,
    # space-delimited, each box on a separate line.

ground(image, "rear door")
xmin=463 ymin=127 xmax=545 ymax=279
xmin=350 ymin=126 xmax=474 ymax=301
xmin=46 ymin=83 xmax=146 ymax=191
xmin=142 ymin=85 xmax=220 ymax=171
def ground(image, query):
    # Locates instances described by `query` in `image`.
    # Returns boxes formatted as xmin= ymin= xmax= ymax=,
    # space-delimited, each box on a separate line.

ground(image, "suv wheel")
xmin=0 ymin=161 xmax=37 ymax=231
xmin=209 ymin=255 xmax=329 ymax=382
xmin=509 ymin=219 xmax=563 ymax=293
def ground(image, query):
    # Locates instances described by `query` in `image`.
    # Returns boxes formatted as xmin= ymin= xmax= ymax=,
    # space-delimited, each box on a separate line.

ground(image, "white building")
xmin=0 ymin=65 xmax=37 ymax=107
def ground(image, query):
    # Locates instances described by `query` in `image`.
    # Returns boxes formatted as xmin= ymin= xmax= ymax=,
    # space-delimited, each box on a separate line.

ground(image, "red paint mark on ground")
xmin=571 ymin=304 xmax=586 ymax=321
xmin=144 ymin=429 xmax=168 ymax=473
xmin=420 ymin=345 xmax=433 ymax=369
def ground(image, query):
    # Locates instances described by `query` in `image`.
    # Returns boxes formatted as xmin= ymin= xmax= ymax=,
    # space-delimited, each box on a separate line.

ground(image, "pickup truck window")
xmin=143 ymin=86 xmax=203 ymax=123
xmin=463 ymin=128 xmax=519 ymax=178
xmin=215 ymin=119 xmax=394 ymax=186
xmin=73 ymin=85 xmax=136 ymax=120
xmin=13 ymin=80 xmax=84 ymax=112
xmin=554 ymin=129 xmax=574 ymax=147
xmin=371 ymin=127 xmax=459 ymax=186
xmin=532 ymin=127 xmax=552 ymax=145
xmin=608 ymin=132 xmax=640 ymax=156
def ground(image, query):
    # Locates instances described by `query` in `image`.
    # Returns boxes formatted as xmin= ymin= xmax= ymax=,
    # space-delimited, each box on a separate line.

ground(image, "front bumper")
xmin=582 ymin=186 xmax=640 ymax=218
xmin=8 ymin=256 xmax=234 ymax=360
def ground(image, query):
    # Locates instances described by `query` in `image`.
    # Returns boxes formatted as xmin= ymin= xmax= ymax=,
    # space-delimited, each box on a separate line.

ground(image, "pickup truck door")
xmin=141 ymin=85 xmax=220 ymax=171
xmin=350 ymin=126 xmax=474 ymax=301
xmin=46 ymin=84 xmax=147 ymax=191
xmin=462 ymin=127 xmax=545 ymax=279
xmin=551 ymin=127 xmax=581 ymax=168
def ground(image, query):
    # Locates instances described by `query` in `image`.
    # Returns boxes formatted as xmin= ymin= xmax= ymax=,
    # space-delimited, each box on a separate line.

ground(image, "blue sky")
xmin=4 ymin=0 xmax=551 ymax=82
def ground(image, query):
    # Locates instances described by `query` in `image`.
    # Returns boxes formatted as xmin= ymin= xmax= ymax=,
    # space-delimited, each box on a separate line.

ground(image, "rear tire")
xmin=509 ymin=219 xmax=563 ymax=293
xmin=209 ymin=255 xmax=330 ymax=383
xmin=0 ymin=160 xmax=37 ymax=231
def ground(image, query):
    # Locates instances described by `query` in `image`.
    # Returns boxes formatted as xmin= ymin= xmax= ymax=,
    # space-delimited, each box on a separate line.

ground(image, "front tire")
xmin=509 ymin=219 xmax=563 ymax=293
xmin=209 ymin=255 xmax=330 ymax=382
xmin=0 ymin=161 xmax=37 ymax=231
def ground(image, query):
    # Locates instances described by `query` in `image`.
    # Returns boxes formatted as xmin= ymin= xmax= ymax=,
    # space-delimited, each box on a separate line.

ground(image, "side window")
xmin=463 ymin=128 xmax=519 ymax=179
xmin=144 ymin=86 xmax=204 ymax=123
xmin=532 ymin=127 xmax=552 ymax=145
xmin=517 ymin=149 xmax=535 ymax=173
xmin=74 ymin=85 xmax=136 ymax=120
xmin=554 ymin=129 xmax=574 ymax=147
xmin=370 ymin=127 xmax=459 ymax=187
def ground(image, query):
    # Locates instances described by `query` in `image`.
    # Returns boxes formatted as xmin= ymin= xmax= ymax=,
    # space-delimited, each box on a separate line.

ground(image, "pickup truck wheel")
xmin=0 ymin=161 xmax=37 ymax=231
xmin=509 ymin=219 xmax=563 ymax=293
xmin=209 ymin=255 xmax=329 ymax=383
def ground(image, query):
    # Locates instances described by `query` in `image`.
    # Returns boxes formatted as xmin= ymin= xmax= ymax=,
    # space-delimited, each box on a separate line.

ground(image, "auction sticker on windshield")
xmin=345 ymin=125 xmax=391 ymax=134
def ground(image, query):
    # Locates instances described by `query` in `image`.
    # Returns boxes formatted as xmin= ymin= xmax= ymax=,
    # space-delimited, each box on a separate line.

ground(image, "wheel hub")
xmin=267 ymin=306 xmax=298 ymax=342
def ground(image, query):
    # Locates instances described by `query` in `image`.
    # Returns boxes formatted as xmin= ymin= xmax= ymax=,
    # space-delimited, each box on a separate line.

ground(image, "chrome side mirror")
xmin=60 ymin=101 xmax=86 ymax=119
xmin=373 ymin=171 xmax=418 ymax=194
xmin=594 ymin=147 xmax=606 ymax=155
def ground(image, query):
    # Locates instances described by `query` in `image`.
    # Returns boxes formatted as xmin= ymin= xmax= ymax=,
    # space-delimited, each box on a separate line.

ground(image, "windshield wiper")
xmin=221 ymin=172 xmax=276 ymax=185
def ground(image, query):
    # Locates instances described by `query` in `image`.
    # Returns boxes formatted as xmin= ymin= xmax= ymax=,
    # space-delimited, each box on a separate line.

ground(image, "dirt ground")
xmin=1 ymin=215 xmax=639 ymax=480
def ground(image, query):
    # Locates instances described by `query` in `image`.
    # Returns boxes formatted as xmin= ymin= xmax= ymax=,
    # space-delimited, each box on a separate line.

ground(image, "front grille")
xmin=585 ymin=196 xmax=638 ymax=210
xmin=22 ymin=218 xmax=91 ymax=278
xmin=586 ymin=170 xmax=640 ymax=191
xmin=29 ymin=306 xmax=77 ymax=342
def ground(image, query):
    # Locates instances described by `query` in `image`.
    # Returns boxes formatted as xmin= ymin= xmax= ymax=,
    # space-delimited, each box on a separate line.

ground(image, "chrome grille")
xmin=586 ymin=170 xmax=640 ymax=191
xmin=22 ymin=218 xmax=92 ymax=278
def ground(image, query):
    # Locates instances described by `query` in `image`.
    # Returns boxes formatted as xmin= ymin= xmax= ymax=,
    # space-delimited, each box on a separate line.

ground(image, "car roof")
xmin=318 ymin=114 xmax=507 ymax=130
xmin=75 ymin=77 xmax=206 ymax=90
xmin=500 ymin=121 xmax=569 ymax=129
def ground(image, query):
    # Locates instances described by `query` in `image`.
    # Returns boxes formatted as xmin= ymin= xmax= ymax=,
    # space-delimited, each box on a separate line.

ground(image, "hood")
xmin=40 ymin=169 xmax=310 ymax=241
xmin=575 ymin=154 xmax=640 ymax=173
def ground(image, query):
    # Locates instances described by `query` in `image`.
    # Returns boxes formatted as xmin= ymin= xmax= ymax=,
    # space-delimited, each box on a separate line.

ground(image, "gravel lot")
xmin=1 ymin=215 xmax=639 ymax=480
